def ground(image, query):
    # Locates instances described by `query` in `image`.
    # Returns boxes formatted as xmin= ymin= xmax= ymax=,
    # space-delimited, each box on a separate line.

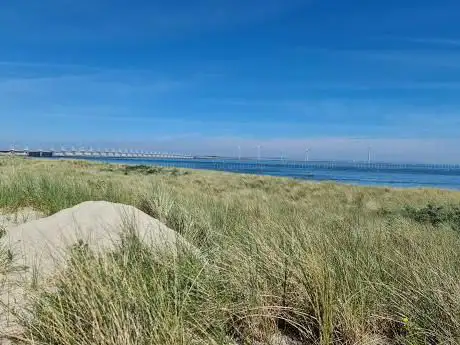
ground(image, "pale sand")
xmin=0 ymin=208 xmax=43 ymax=231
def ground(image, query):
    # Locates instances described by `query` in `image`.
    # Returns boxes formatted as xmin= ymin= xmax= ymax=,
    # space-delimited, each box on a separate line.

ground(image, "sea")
xmin=49 ymin=157 xmax=460 ymax=191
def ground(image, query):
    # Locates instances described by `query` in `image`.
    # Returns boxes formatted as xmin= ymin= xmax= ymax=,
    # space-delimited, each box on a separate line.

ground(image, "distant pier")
xmin=0 ymin=147 xmax=194 ymax=159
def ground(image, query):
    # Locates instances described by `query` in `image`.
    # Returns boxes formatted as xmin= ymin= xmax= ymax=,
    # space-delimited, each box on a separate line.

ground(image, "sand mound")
xmin=5 ymin=201 xmax=195 ymax=277
xmin=1 ymin=201 xmax=196 ymax=342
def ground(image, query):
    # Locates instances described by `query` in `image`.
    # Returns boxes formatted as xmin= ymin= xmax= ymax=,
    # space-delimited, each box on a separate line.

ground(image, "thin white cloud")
xmin=395 ymin=37 xmax=460 ymax=47
xmin=0 ymin=60 xmax=95 ymax=70
xmin=295 ymin=46 xmax=460 ymax=70
xmin=336 ymin=49 xmax=460 ymax=69
xmin=203 ymin=80 xmax=460 ymax=91
xmin=0 ymin=72 xmax=193 ymax=104
xmin=4 ymin=90 xmax=459 ymax=138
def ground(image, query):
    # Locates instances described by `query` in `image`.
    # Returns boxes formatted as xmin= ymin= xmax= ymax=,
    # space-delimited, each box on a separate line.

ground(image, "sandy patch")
xmin=0 ymin=208 xmax=44 ymax=231
xmin=365 ymin=200 xmax=380 ymax=211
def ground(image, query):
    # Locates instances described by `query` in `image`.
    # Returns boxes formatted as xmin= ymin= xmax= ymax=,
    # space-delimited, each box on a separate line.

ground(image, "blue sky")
xmin=1 ymin=0 xmax=460 ymax=162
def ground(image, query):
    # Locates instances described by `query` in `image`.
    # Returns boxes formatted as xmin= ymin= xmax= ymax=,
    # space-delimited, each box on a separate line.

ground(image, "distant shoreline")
xmin=28 ymin=156 xmax=460 ymax=191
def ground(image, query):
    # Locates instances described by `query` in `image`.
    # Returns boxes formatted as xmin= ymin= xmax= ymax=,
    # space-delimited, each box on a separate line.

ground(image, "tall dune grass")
xmin=2 ymin=157 xmax=460 ymax=344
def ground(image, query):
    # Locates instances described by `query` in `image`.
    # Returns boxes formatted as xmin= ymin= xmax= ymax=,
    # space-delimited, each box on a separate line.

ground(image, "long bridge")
xmin=0 ymin=147 xmax=194 ymax=159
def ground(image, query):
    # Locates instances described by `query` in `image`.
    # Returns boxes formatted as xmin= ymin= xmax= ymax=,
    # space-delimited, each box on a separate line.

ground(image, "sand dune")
xmin=1 ymin=201 xmax=195 ymax=343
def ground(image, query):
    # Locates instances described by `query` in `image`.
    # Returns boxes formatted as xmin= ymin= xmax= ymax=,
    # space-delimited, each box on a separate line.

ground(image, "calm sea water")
xmin=53 ymin=157 xmax=460 ymax=190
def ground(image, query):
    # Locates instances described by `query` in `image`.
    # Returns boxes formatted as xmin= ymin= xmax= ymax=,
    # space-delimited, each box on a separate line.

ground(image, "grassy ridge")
xmin=2 ymin=157 xmax=460 ymax=344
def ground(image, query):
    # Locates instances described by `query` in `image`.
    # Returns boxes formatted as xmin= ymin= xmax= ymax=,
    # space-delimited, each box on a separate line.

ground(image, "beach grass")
xmin=2 ymin=156 xmax=460 ymax=344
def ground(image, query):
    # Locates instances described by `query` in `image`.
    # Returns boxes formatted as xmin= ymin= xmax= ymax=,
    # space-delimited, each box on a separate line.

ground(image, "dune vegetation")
xmin=1 ymin=156 xmax=460 ymax=344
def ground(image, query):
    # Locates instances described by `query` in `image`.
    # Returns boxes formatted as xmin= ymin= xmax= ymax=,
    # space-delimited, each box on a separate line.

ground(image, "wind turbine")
xmin=257 ymin=145 xmax=261 ymax=161
xmin=305 ymin=147 xmax=310 ymax=163
xmin=237 ymin=145 xmax=241 ymax=161
xmin=367 ymin=146 xmax=372 ymax=164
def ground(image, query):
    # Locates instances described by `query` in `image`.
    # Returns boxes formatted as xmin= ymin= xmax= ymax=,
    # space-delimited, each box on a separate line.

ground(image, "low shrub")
xmin=402 ymin=203 xmax=460 ymax=230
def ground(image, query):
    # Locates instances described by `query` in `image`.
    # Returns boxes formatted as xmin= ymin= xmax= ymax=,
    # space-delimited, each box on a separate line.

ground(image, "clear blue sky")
xmin=1 ymin=0 xmax=460 ymax=162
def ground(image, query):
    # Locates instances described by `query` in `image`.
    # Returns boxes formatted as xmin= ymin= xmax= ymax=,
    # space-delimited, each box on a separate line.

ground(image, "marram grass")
xmin=2 ymin=157 xmax=460 ymax=344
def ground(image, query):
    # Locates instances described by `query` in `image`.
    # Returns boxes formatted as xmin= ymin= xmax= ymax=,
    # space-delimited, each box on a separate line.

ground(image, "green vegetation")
xmin=122 ymin=164 xmax=188 ymax=176
xmin=402 ymin=203 xmax=460 ymax=231
xmin=2 ymin=156 xmax=460 ymax=344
